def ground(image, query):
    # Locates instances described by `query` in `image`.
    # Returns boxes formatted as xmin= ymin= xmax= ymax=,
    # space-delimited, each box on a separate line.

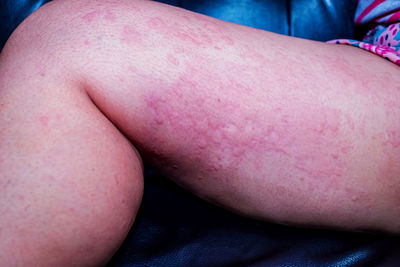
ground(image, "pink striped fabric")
xmin=329 ymin=0 xmax=400 ymax=66
xmin=355 ymin=0 xmax=400 ymax=25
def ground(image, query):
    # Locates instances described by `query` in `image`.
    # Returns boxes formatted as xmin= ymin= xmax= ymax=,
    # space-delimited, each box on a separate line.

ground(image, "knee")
xmin=0 ymin=1 xmax=147 ymax=264
xmin=1 ymin=0 xmax=175 ymax=101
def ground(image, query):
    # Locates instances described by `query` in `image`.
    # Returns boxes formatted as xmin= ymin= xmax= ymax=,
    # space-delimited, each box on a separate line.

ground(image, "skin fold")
xmin=0 ymin=0 xmax=399 ymax=265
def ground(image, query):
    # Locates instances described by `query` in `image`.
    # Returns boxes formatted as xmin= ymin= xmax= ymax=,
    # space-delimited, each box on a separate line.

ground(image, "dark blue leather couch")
xmin=1 ymin=1 xmax=399 ymax=266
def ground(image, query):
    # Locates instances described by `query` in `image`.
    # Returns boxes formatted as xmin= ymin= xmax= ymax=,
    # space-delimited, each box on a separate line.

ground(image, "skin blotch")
xmin=385 ymin=129 xmax=400 ymax=148
xmin=82 ymin=11 xmax=97 ymax=24
xmin=56 ymin=114 xmax=63 ymax=121
xmin=104 ymin=10 xmax=116 ymax=22
xmin=146 ymin=17 xmax=164 ymax=29
xmin=120 ymin=25 xmax=142 ymax=45
xmin=345 ymin=187 xmax=367 ymax=203
xmin=128 ymin=65 xmax=137 ymax=73
xmin=240 ymin=45 xmax=266 ymax=65
xmin=114 ymin=174 xmax=120 ymax=185
xmin=145 ymin=15 xmax=235 ymax=48
xmin=143 ymin=59 xmax=352 ymax=184
xmin=345 ymin=114 xmax=355 ymax=131
xmin=39 ymin=116 xmax=50 ymax=127
xmin=167 ymin=54 xmax=179 ymax=66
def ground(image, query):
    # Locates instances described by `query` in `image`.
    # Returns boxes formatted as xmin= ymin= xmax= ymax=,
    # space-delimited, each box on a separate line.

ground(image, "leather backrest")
xmin=1 ymin=0 xmax=357 ymax=51
xmin=158 ymin=0 xmax=357 ymax=41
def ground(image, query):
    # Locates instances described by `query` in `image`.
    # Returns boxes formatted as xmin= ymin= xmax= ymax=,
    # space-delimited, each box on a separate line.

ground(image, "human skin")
xmin=1 ymin=0 xmax=400 ymax=265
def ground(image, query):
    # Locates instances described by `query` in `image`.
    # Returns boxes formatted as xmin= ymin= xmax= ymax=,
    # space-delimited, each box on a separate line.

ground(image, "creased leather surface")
xmin=108 ymin=168 xmax=400 ymax=267
xmin=2 ymin=1 xmax=399 ymax=266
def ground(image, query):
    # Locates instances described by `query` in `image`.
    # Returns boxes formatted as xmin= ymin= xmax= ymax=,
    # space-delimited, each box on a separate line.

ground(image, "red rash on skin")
xmin=385 ymin=130 xmax=400 ymax=148
xmin=120 ymin=25 xmax=142 ymax=45
xmin=104 ymin=10 xmax=116 ymax=22
xmin=145 ymin=15 xmax=234 ymax=48
xmin=144 ymin=59 xmax=353 ymax=186
xmin=173 ymin=32 xmax=205 ymax=46
xmin=344 ymin=187 xmax=370 ymax=204
xmin=128 ymin=66 xmax=137 ymax=73
xmin=1 ymin=180 xmax=12 ymax=191
xmin=240 ymin=45 xmax=266 ymax=64
xmin=39 ymin=116 xmax=49 ymax=127
xmin=114 ymin=174 xmax=120 ymax=185
xmin=326 ymin=54 xmax=400 ymax=113
xmin=221 ymin=36 xmax=234 ymax=46
xmin=167 ymin=54 xmax=179 ymax=66
xmin=345 ymin=114 xmax=355 ymax=131
xmin=146 ymin=17 xmax=164 ymax=29
xmin=82 ymin=11 xmax=97 ymax=23
xmin=24 ymin=204 xmax=31 ymax=212
xmin=173 ymin=46 xmax=185 ymax=54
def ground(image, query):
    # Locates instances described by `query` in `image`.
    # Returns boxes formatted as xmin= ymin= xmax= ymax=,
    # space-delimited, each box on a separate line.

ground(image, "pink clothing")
xmin=329 ymin=0 xmax=400 ymax=66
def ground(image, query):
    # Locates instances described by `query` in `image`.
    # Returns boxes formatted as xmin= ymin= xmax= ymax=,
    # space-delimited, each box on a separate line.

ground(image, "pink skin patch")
xmin=56 ymin=114 xmax=63 ymax=121
xmin=120 ymin=25 xmax=142 ymax=45
xmin=144 ymin=60 xmax=351 ymax=185
xmin=344 ymin=114 xmax=355 ymax=131
xmin=82 ymin=11 xmax=97 ymax=23
xmin=145 ymin=86 xmax=348 ymax=182
xmin=173 ymin=46 xmax=185 ymax=54
xmin=146 ymin=17 xmax=164 ymax=29
xmin=385 ymin=129 xmax=400 ymax=148
xmin=114 ymin=174 xmax=120 ymax=185
xmin=0 ymin=103 xmax=5 ymax=113
xmin=104 ymin=10 xmax=116 ymax=22
xmin=221 ymin=36 xmax=234 ymax=46
xmin=344 ymin=187 xmax=366 ymax=203
xmin=145 ymin=15 xmax=234 ymax=48
xmin=84 ymin=40 xmax=91 ymax=46
xmin=182 ymin=16 xmax=191 ymax=22
xmin=167 ymin=54 xmax=179 ymax=66
xmin=240 ymin=45 xmax=267 ymax=65
xmin=128 ymin=65 xmax=137 ymax=73
xmin=173 ymin=32 xmax=204 ymax=46
xmin=4 ymin=179 xmax=12 ymax=188
xmin=39 ymin=116 xmax=49 ymax=127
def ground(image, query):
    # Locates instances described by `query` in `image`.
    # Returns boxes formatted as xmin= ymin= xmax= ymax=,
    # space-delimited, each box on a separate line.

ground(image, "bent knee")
xmin=1 ymin=46 xmax=144 ymax=266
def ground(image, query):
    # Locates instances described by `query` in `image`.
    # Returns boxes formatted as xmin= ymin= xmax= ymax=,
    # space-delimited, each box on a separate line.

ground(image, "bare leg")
xmin=0 ymin=6 xmax=143 ymax=264
xmin=1 ymin=0 xmax=400 ymax=264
